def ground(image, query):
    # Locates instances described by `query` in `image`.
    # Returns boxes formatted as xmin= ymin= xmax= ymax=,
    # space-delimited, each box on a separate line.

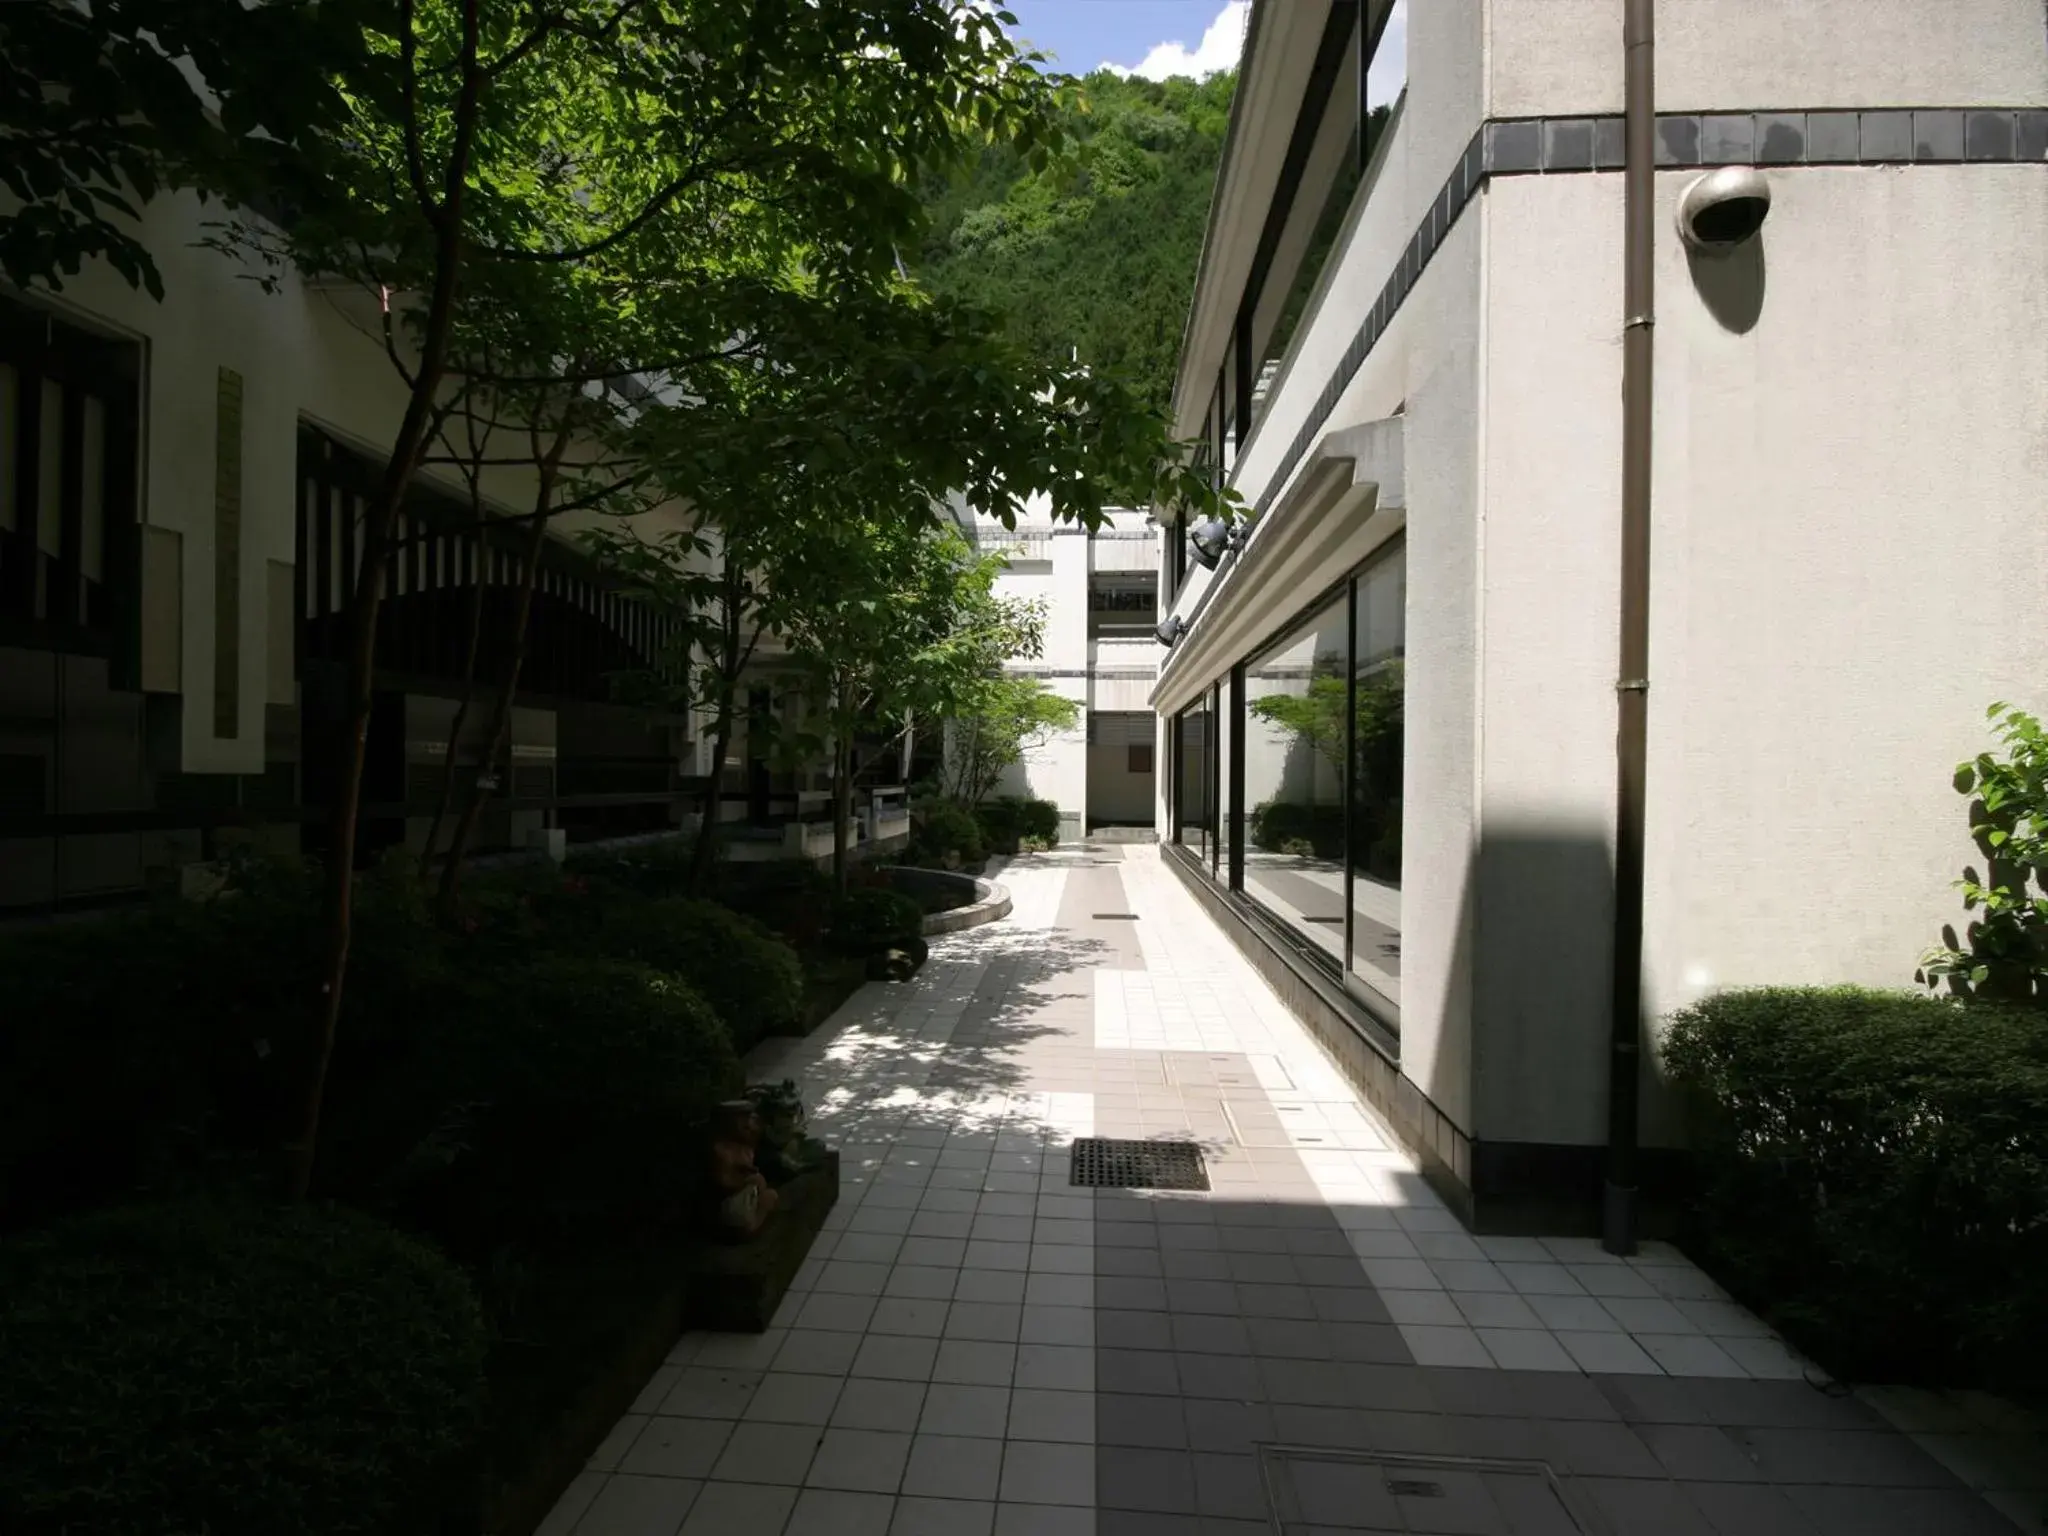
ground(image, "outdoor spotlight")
xmin=1155 ymin=615 xmax=1187 ymax=648
xmin=1676 ymin=167 xmax=1771 ymax=253
xmin=1188 ymin=515 xmax=1233 ymax=570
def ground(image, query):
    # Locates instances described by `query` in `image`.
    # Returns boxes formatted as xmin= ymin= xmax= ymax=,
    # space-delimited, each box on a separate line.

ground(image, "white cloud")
xmin=1366 ymin=0 xmax=1408 ymax=108
xmin=1101 ymin=0 xmax=1249 ymax=82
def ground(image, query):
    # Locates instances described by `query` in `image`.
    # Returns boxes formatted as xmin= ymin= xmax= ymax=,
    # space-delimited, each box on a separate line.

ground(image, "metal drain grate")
xmin=1070 ymin=1138 xmax=1210 ymax=1191
xmin=1259 ymin=1447 xmax=1596 ymax=1534
xmin=1092 ymin=913 xmax=1139 ymax=920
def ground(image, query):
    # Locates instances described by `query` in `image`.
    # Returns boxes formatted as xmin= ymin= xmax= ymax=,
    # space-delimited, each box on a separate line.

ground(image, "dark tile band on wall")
xmin=1252 ymin=105 xmax=2048 ymax=519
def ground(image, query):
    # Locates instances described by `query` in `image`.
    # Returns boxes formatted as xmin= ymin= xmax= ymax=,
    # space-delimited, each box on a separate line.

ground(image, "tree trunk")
xmin=686 ymin=568 xmax=746 ymax=895
xmin=286 ymin=0 xmax=484 ymax=1202
xmin=832 ymin=724 xmax=853 ymax=899
xmin=435 ymin=475 xmax=556 ymax=917
xmin=418 ymin=496 xmax=491 ymax=878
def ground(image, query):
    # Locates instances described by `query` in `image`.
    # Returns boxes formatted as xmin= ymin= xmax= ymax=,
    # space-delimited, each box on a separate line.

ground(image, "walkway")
xmin=542 ymin=845 xmax=2037 ymax=1536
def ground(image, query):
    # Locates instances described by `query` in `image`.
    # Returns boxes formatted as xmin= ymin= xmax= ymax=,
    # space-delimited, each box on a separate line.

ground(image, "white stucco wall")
xmin=1488 ymin=0 xmax=2048 ymax=119
xmin=1479 ymin=162 xmax=2048 ymax=1149
xmin=29 ymin=189 xmax=681 ymax=779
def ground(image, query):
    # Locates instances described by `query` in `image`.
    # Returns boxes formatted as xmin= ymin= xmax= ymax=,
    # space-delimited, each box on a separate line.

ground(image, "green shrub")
xmin=974 ymin=798 xmax=1025 ymax=855
xmin=333 ymin=956 xmax=741 ymax=1253
xmin=910 ymin=801 xmax=985 ymax=868
xmin=1919 ymin=702 xmax=2048 ymax=1003
xmin=829 ymin=888 xmax=925 ymax=956
xmin=1017 ymin=798 xmax=1061 ymax=844
xmin=1248 ymin=800 xmax=1346 ymax=858
xmin=971 ymin=797 xmax=1062 ymax=856
xmin=0 ymin=1197 xmax=486 ymax=1535
xmin=0 ymin=857 xmax=447 ymax=1233
xmin=1665 ymin=986 xmax=2048 ymax=1393
xmin=584 ymin=896 xmax=806 ymax=1055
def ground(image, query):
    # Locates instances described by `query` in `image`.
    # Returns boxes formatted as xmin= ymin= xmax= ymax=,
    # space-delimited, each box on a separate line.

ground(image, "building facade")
xmin=1151 ymin=0 xmax=2048 ymax=1230
xmin=0 ymin=188 xmax=720 ymax=916
xmin=960 ymin=499 xmax=1161 ymax=842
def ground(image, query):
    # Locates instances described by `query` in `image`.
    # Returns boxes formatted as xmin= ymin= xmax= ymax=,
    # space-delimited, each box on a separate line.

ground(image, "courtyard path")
xmin=543 ymin=845 xmax=2036 ymax=1536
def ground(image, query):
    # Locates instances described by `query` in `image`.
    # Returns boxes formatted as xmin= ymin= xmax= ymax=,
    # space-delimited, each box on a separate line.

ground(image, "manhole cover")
xmin=1259 ymin=1447 xmax=1603 ymax=1535
xmin=1070 ymin=1138 xmax=1210 ymax=1191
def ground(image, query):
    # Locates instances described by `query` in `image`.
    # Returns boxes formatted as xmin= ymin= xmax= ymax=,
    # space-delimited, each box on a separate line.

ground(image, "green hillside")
xmin=915 ymin=70 xmax=1237 ymax=415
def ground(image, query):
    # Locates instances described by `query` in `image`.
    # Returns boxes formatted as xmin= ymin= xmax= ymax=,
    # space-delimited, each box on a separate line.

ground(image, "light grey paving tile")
xmin=1528 ymin=1293 xmax=1623 ymax=1333
xmin=1007 ymin=1388 xmax=1096 ymax=1445
xmin=891 ymin=1495 xmax=997 ymax=1535
xmin=588 ymin=1413 xmax=649 ymax=1472
xmin=1637 ymin=1333 xmax=1749 ymax=1378
xmin=798 ymin=1291 xmax=882 ymax=1333
xmin=786 ymin=1487 xmax=897 ymax=1536
xmin=1020 ymin=1305 xmax=1095 ymax=1347
xmin=890 ymin=1266 xmax=965 ymax=1301
xmin=1499 ymin=1261 xmax=1587 ymax=1296
xmin=920 ymin=1383 xmax=1013 ymax=1439
xmin=1015 ymin=1343 xmax=1096 ymax=1392
xmin=1397 ymin=1324 xmax=1495 ymax=1368
xmin=1479 ymin=1327 xmax=1579 ymax=1371
xmin=745 ymin=1374 xmax=844 ymax=1427
xmin=1451 ymin=1291 xmax=1543 ymax=1330
xmin=536 ymin=1469 xmax=604 ymax=1535
xmin=694 ymin=1330 xmax=790 ymax=1370
xmin=575 ymin=1473 xmax=703 ymax=1536
xmin=834 ymin=1376 xmax=930 ymax=1432
xmin=1569 ymin=1263 xmax=1660 ymax=1299
xmin=872 ymin=1298 xmax=954 ymax=1339
xmin=658 ymin=1368 xmax=762 ymax=1419
xmin=902 ymin=1434 xmax=1006 ymax=1501
xmin=1603 ymin=1296 xmax=1697 ymax=1334
xmin=934 ymin=1339 xmax=1019 ymax=1387
xmin=1000 ymin=1441 xmax=1097 ymax=1506
xmin=620 ymin=1416 xmax=733 ymax=1479
xmin=992 ymin=1504 xmax=1096 ymax=1536
xmin=776 ymin=1329 xmax=863 ymax=1377
xmin=1382 ymin=1290 xmax=1466 ymax=1327
xmin=955 ymin=1269 xmax=1030 ymax=1305
xmin=1557 ymin=1329 xmax=1663 ymax=1375
xmin=807 ymin=1426 xmax=913 ymax=1493
xmin=711 ymin=1420 xmax=825 ymax=1485
xmin=947 ymin=1302 xmax=1025 ymax=1343
xmin=630 ymin=1366 xmax=681 ymax=1415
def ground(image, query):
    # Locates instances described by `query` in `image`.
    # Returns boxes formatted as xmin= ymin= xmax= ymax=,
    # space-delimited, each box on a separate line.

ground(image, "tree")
xmin=945 ymin=675 xmax=1082 ymax=809
xmin=0 ymin=0 xmax=367 ymax=296
xmin=208 ymin=0 xmax=1076 ymax=1199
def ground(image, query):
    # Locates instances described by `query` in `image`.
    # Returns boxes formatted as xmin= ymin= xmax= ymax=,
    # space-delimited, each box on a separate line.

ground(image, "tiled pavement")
xmin=540 ymin=845 xmax=2043 ymax=1536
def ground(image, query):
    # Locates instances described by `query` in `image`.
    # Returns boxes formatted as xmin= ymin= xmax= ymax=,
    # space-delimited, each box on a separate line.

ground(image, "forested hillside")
xmin=915 ymin=70 xmax=1236 ymax=415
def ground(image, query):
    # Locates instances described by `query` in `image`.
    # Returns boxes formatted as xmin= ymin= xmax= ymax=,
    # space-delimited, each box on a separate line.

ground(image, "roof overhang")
xmin=1152 ymin=414 xmax=1404 ymax=714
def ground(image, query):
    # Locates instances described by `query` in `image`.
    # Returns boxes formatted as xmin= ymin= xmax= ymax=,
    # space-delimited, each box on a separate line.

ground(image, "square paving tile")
xmin=903 ymin=1434 xmax=1007 ymax=1501
xmin=807 ymin=1427 xmax=913 ymax=1492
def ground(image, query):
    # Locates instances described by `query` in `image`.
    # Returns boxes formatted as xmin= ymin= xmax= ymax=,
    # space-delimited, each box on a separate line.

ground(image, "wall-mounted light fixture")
xmin=1155 ymin=615 xmax=1187 ymax=648
xmin=1676 ymin=166 xmax=1771 ymax=254
xmin=1188 ymin=516 xmax=1234 ymax=570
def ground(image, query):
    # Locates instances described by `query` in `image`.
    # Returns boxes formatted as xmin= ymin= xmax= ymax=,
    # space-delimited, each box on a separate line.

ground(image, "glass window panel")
xmin=1174 ymin=695 xmax=1213 ymax=862
xmin=1349 ymin=542 xmax=1405 ymax=1004
xmin=1242 ymin=594 xmax=1349 ymax=963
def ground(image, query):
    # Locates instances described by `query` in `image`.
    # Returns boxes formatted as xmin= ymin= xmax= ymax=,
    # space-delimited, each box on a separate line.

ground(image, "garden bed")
xmin=479 ymin=1149 xmax=839 ymax=1533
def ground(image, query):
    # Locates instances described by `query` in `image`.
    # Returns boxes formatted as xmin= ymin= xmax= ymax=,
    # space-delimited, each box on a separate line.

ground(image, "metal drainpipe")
xmin=1604 ymin=0 xmax=1656 ymax=1258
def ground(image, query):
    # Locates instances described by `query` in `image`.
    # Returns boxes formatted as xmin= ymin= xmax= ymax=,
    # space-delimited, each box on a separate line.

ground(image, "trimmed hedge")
xmin=975 ymin=797 xmax=1059 ymax=854
xmin=1665 ymin=987 xmax=2048 ymax=1393
xmin=0 ymin=1198 xmax=486 ymax=1535
xmin=909 ymin=801 xmax=984 ymax=868
xmin=0 ymin=860 xmax=447 ymax=1234
xmin=357 ymin=956 xmax=742 ymax=1253
xmin=830 ymin=888 xmax=924 ymax=956
xmin=581 ymin=895 xmax=806 ymax=1056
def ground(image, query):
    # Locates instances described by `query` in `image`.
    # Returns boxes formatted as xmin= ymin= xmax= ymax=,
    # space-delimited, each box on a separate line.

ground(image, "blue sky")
xmin=997 ymin=0 xmax=1246 ymax=78
xmin=993 ymin=0 xmax=1406 ymax=103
